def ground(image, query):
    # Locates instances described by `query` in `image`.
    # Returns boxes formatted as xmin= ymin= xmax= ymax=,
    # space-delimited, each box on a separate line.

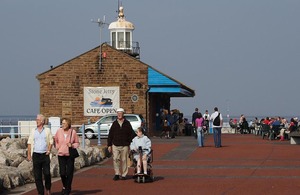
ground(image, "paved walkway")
xmin=6 ymin=134 xmax=300 ymax=195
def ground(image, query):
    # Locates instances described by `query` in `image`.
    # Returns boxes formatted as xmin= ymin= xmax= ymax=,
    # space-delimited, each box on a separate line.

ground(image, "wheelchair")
xmin=131 ymin=146 xmax=154 ymax=183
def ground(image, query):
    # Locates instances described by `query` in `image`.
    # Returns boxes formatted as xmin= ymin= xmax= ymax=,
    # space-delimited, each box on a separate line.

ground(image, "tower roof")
xmin=108 ymin=6 xmax=134 ymax=30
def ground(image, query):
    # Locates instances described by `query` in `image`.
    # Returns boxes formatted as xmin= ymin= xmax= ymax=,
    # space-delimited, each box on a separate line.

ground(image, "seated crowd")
xmin=229 ymin=115 xmax=299 ymax=141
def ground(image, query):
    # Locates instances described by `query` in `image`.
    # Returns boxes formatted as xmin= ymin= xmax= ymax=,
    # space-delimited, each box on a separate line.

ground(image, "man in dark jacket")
xmin=107 ymin=108 xmax=136 ymax=181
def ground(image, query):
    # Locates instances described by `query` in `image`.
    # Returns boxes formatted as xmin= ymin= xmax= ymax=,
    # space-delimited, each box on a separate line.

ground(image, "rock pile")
xmin=0 ymin=137 xmax=108 ymax=190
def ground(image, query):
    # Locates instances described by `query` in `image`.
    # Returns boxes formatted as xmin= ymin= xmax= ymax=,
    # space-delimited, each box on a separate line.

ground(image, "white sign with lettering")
xmin=84 ymin=87 xmax=120 ymax=116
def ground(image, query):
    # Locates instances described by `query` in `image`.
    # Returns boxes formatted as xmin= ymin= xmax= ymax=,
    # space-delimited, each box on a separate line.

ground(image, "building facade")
xmin=36 ymin=6 xmax=195 ymax=136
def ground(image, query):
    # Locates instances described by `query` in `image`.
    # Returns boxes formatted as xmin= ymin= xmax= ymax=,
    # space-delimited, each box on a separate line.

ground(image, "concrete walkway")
xmin=6 ymin=134 xmax=300 ymax=195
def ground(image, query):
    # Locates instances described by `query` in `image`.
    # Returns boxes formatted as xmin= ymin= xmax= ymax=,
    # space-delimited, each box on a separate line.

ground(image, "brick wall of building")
xmin=37 ymin=44 xmax=148 ymax=125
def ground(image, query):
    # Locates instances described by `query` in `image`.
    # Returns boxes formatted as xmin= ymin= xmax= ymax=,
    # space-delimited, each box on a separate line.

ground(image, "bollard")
xmin=97 ymin=123 xmax=101 ymax=146
xmin=81 ymin=124 xmax=85 ymax=148
xmin=10 ymin=127 xmax=15 ymax=138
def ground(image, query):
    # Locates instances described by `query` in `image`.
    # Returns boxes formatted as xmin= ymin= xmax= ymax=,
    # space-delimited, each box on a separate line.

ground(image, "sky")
xmin=1 ymin=0 xmax=300 ymax=119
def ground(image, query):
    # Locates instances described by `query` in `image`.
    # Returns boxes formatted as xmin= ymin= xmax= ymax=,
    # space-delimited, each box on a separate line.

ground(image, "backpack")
xmin=213 ymin=113 xmax=221 ymax=126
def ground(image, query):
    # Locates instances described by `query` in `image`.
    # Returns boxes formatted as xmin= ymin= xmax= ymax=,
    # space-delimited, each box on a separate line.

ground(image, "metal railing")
xmin=0 ymin=123 xmax=103 ymax=148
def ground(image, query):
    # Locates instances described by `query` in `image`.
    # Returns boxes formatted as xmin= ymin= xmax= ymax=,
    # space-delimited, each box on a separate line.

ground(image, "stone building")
xmin=36 ymin=6 xmax=194 ymax=136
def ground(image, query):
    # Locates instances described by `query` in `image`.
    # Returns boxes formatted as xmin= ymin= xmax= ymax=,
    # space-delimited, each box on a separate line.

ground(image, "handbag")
xmin=69 ymin=130 xmax=79 ymax=158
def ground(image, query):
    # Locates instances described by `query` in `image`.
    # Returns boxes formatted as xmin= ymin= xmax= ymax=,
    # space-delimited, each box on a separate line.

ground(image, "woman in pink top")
xmin=195 ymin=112 xmax=204 ymax=147
xmin=54 ymin=118 xmax=79 ymax=195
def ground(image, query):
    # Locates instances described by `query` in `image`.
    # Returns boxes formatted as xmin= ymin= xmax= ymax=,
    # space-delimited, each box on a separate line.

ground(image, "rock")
xmin=0 ymin=151 xmax=9 ymax=166
xmin=0 ymin=137 xmax=108 ymax=190
xmin=18 ymin=160 xmax=34 ymax=182
xmin=0 ymin=166 xmax=25 ymax=189
xmin=50 ymin=156 xmax=60 ymax=177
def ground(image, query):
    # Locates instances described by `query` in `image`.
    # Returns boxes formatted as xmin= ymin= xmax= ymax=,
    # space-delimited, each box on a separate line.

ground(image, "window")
xmin=126 ymin=115 xmax=138 ymax=122
xmin=112 ymin=32 xmax=116 ymax=48
xmin=117 ymin=32 xmax=124 ymax=48
xmin=99 ymin=116 xmax=114 ymax=124
xmin=126 ymin=32 xmax=131 ymax=48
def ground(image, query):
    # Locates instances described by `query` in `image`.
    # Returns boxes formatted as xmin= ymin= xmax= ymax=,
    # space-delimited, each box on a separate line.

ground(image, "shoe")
xmin=46 ymin=190 xmax=51 ymax=195
xmin=113 ymin=175 xmax=120 ymax=180
xmin=121 ymin=176 xmax=126 ymax=180
xmin=61 ymin=188 xmax=65 ymax=195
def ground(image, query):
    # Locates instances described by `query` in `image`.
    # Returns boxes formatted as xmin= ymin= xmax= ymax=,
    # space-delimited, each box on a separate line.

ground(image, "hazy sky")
xmin=1 ymin=0 xmax=300 ymax=118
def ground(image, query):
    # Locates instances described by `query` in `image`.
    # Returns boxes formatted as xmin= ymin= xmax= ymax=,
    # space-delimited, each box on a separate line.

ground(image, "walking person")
xmin=210 ymin=107 xmax=223 ymax=148
xmin=195 ymin=113 xmax=204 ymax=147
xmin=192 ymin=108 xmax=200 ymax=138
xmin=160 ymin=109 xmax=171 ymax=138
xmin=203 ymin=110 xmax=210 ymax=134
xmin=54 ymin=118 xmax=79 ymax=195
xmin=27 ymin=114 xmax=53 ymax=195
xmin=107 ymin=108 xmax=136 ymax=180
xmin=170 ymin=109 xmax=179 ymax=138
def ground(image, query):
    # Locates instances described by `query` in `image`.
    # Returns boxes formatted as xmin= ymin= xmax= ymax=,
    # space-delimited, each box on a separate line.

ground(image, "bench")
xmin=289 ymin=132 xmax=300 ymax=144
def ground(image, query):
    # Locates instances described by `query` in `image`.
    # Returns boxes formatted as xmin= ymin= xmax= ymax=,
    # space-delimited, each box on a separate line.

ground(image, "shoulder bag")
xmin=69 ymin=130 xmax=79 ymax=158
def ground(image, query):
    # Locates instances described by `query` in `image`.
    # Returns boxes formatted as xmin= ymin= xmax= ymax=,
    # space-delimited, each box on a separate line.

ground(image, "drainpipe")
xmin=145 ymin=87 xmax=151 ymax=134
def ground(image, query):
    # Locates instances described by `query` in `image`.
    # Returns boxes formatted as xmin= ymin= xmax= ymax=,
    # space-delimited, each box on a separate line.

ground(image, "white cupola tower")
xmin=108 ymin=6 xmax=140 ymax=58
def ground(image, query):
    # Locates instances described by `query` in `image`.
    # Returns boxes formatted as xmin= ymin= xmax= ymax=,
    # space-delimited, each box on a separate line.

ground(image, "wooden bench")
xmin=289 ymin=132 xmax=300 ymax=144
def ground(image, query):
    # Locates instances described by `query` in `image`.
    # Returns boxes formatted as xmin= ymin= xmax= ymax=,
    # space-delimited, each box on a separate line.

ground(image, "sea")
xmin=0 ymin=115 xmax=36 ymax=135
xmin=1 ymin=114 xmax=298 ymax=135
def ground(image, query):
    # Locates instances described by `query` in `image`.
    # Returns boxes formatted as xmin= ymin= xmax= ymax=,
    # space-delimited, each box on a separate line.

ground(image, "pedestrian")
xmin=130 ymin=127 xmax=152 ymax=175
xmin=54 ymin=118 xmax=79 ymax=195
xmin=195 ymin=112 xmax=204 ymax=147
xmin=107 ymin=108 xmax=136 ymax=180
xmin=27 ymin=114 xmax=53 ymax=195
xmin=203 ymin=110 xmax=210 ymax=134
xmin=160 ymin=109 xmax=171 ymax=138
xmin=192 ymin=108 xmax=199 ymax=129
xmin=210 ymin=107 xmax=223 ymax=148
xmin=170 ymin=109 xmax=179 ymax=138
xmin=192 ymin=108 xmax=201 ymax=138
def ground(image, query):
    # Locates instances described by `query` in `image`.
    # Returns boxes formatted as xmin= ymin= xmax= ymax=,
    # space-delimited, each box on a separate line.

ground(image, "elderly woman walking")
xmin=54 ymin=118 xmax=79 ymax=195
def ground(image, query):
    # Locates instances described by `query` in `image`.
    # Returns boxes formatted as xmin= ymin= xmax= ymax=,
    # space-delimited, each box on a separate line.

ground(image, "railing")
xmin=0 ymin=124 xmax=102 ymax=148
xmin=107 ymin=41 xmax=140 ymax=58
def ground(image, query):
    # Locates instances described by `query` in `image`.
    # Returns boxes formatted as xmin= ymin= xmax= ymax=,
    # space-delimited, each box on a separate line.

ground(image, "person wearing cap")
xmin=107 ymin=108 xmax=136 ymax=181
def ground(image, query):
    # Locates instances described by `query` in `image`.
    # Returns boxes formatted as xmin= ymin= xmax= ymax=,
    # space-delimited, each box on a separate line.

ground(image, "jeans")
xmin=197 ymin=127 xmax=204 ymax=147
xmin=213 ymin=127 xmax=222 ymax=147
xmin=58 ymin=156 xmax=75 ymax=193
xmin=32 ymin=152 xmax=51 ymax=195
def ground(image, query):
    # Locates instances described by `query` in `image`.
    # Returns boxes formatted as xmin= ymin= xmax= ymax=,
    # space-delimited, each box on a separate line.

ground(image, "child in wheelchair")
xmin=130 ymin=127 xmax=154 ymax=182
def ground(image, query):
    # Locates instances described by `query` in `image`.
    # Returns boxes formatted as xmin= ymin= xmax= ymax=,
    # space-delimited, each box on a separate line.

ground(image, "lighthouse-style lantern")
xmin=108 ymin=6 xmax=140 ymax=58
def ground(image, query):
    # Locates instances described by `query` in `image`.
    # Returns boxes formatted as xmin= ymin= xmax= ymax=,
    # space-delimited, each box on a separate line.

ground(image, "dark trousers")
xmin=32 ymin=152 xmax=51 ymax=195
xmin=171 ymin=123 xmax=178 ymax=138
xmin=58 ymin=155 xmax=75 ymax=193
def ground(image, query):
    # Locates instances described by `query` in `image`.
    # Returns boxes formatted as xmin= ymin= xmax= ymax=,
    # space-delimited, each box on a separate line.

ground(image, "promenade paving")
xmin=6 ymin=133 xmax=300 ymax=195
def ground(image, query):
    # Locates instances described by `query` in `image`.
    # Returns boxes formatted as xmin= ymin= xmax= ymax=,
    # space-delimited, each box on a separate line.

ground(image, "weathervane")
xmin=91 ymin=16 xmax=108 ymax=71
